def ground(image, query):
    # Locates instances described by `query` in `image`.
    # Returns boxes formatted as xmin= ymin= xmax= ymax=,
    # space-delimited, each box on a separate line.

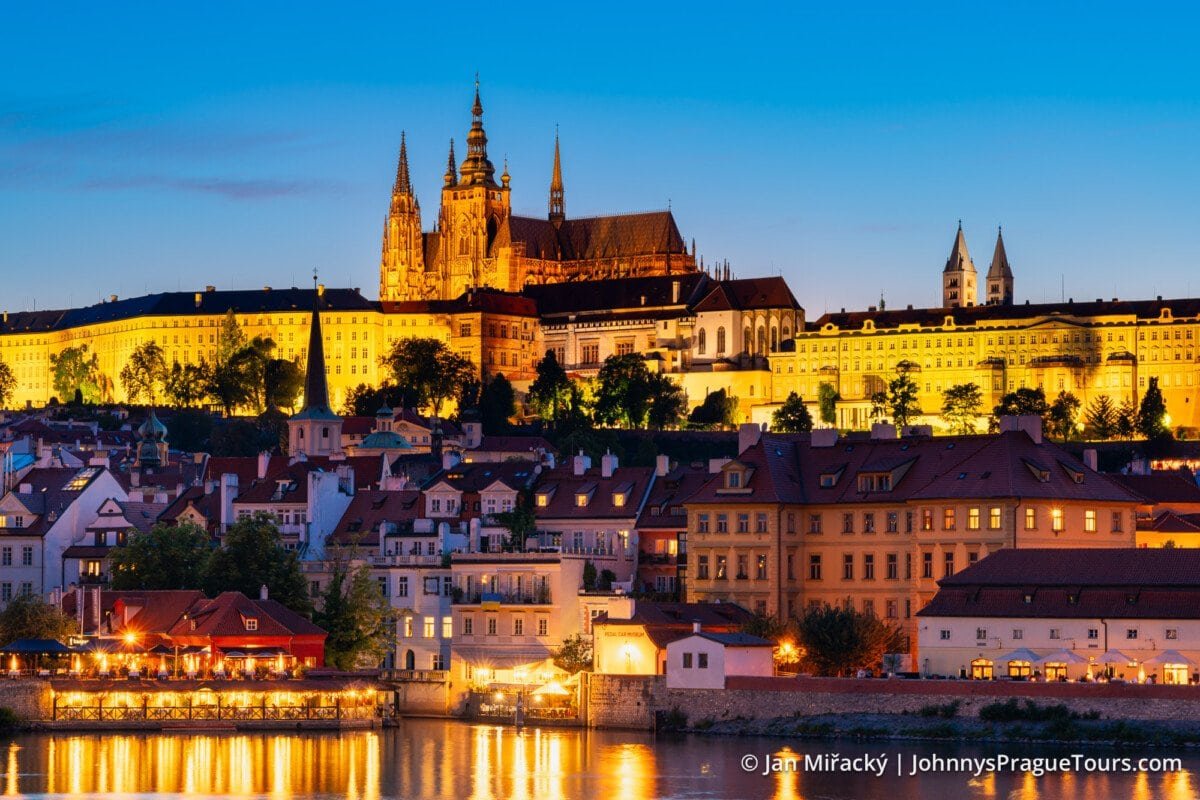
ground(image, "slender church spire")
xmin=942 ymin=221 xmax=978 ymax=307
xmin=549 ymin=128 xmax=565 ymax=225
xmin=444 ymin=138 xmax=457 ymax=187
xmin=393 ymin=131 xmax=412 ymax=195
xmin=299 ymin=275 xmax=332 ymax=417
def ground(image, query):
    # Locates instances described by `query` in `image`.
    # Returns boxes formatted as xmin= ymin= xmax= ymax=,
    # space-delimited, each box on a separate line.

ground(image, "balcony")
xmin=638 ymin=553 xmax=678 ymax=566
xmin=370 ymin=554 xmax=445 ymax=568
xmin=453 ymin=589 xmax=552 ymax=606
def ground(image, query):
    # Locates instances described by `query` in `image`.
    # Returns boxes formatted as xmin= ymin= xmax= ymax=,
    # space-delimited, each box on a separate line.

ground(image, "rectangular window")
xmin=683 ymin=652 xmax=693 ymax=669
xmin=736 ymin=554 xmax=748 ymax=579
xmin=921 ymin=509 xmax=933 ymax=531
xmin=513 ymin=617 xmax=524 ymax=636
xmin=808 ymin=554 xmax=822 ymax=580
xmin=942 ymin=508 xmax=956 ymax=531
xmin=1024 ymin=508 xmax=1037 ymax=531
xmin=1167 ymin=628 xmax=1178 ymax=640
xmin=905 ymin=553 xmax=912 ymax=580
xmin=808 ymin=514 xmax=822 ymax=534
xmin=842 ymin=553 xmax=854 ymax=581
xmin=715 ymin=555 xmax=727 ymax=579
xmin=863 ymin=554 xmax=875 ymax=580
xmin=967 ymin=508 xmax=980 ymax=530
xmin=737 ymin=514 xmax=749 ymax=533
xmin=1012 ymin=629 xmax=1023 ymax=640
xmin=939 ymin=629 xmax=951 ymax=641
xmin=862 ymin=513 xmax=875 ymax=534
xmin=976 ymin=628 xmax=987 ymax=641
xmin=463 ymin=617 xmax=474 ymax=636
xmin=697 ymin=513 xmax=709 ymax=533
xmin=1051 ymin=508 xmax=1064 ymax=532
xmin=0 ymin=548 xmax=9 ymax=567
xmin=1049 ymin=628 xmax=1061 ymax=640
xmin=842 ymin=513 xmax=854 ymax=534
xmin=886 ymin=512 xmax=898 ymax=533
xmin=943 ymin=551 xmax=954 ymax=577
xmin=538 ymin=618 xmax=548 ymax=636
xmin=989 ymin=507 xmax=1002 ymax=530
xmin=397 ymin=577 xmax=409 ymax=597
xmin=698 ymin=653 xmax=708 ymax=669
xmin=886 ymin=553 xmax=898 ymax=580
xmin=755 ymin=554 xmax=767 ymax=580
xmin=424 ymin=617 xmax=435 ymax=638
xmin=1112 ymin=512 xmax=1123 ymax=533
xmin=1084 ymin=509 xmax=1096 ymax=532
xmin=755 ymin=513 xmax=768 ymax=533
xmin=1087 ymin=628 xmax=1099 ymax=640
xmin=922 ymin=552 xmax=933 ymax=579
xmin=716 ymin=514 xmax=728 ymax=533
xmin=403 ymin=617 xmax=413 ymax=638
xmin=697 ymin=555 xmax=709 ymax=579
xmin=1126 ymin=628 xmax=1138 ymax=640
xmin=486 ymin=617 xmax=497 ymax=636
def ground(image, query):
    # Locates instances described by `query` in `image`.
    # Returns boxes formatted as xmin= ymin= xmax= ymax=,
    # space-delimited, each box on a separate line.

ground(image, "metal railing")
xmin=52 ymin=701 xmax=378 ymax=722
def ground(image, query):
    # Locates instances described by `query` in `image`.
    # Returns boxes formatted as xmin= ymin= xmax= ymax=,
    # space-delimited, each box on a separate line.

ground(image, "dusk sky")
xmin=4 ymin=3 xmax=1200 ymax=314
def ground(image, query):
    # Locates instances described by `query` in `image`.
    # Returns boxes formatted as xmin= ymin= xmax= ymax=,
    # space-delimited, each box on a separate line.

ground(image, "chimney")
xmin=572 ymin=450 xmax=591 ymax=476
xmin=193 ymin=292 xmax=202 ymax=308
xmin=109 ymin=294 xmax=118 ymax=303
xmin=708 ymin=457 xmax=731 ymax=474
xmin=999 ymin=415 xmax=1043 ymax=444
xmin=257 ymin=451 xmax=271 ymax=480
xmin=442 ymin=450 xmax=461 ymax=470
xmin=204 ymin=479 xmax=217 ymax=495
xmin=671 ymin=280 xmax=681 ymax=303
xmin=259 ymin=584 xmax=269 ymax=601
xmin=462 ymin=421 xmax=482 ymax=449
xmin=1083 ymin=448 xmax=1099 ymax=471
xmin=655 ymin=454 xmax=670 ymax=477
xmin=219 ymin=473 xmax=239 ymax=529
xmin=205 ymin=285 xmax=215 ymax=292
xmin=692 ymin=621 xmax=701 ymax=634
xmin=810 ymin=428 xmax=838 ymax=447
xmin=737 ymin=422 xmax=763 ymax=454
xmin=601 ymin=450 xmax=618 ymax=478
xmin=870 ymin=423 xmax=898 ymax=440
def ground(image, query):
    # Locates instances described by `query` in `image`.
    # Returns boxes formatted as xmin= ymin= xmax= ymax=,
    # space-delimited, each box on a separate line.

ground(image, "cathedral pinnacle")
xmin=549 ymin=129 xmax=565 ymax=224
xmin=393 ymin=131 xmax=412 ymax=195
xmin=444 ymin=138 xmax=457 ymax=187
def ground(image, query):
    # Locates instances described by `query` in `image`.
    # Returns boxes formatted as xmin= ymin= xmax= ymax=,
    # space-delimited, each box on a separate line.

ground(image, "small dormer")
xmin=1022 ymin=459 xmax=1051 ymax=483
xmin=574 ymin=482 xmax=597 ymax=507
xmin=1058 ymin=460 xmax=1085 ymax=484
xmin=856 ymin=472 xmax=892 ymax=493
xmin=717 ymin=460 xmax=754 ymax=494
xmin=818 ymin=465 xmax=846 ymax=488
xmin=611 ymin=482 xmax=633 ymax=508
xmin=535 ymin=485 xmax=557 ymax=508
xmin=241 ymin=614 xmax=258 ymax=632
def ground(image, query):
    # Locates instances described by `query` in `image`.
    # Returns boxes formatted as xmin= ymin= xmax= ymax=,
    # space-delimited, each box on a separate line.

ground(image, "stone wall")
xmin=0 ymin=681 xmax=53 ymax=722
xmin=390 ymin=676 xmax=451 ymax=717
xmin=588 ymin=674 xmax=1200 ymax=730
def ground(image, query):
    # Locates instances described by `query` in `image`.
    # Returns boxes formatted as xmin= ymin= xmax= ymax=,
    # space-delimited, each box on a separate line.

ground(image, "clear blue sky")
xmin=4 ymin=2 xmax=1200 ymax=314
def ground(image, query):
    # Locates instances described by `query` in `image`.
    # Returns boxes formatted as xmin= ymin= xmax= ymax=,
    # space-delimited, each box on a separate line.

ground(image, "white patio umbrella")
xmin=996 ymin=648 xmax=1042 ymax=664
xmin=1035 ymin=649 xmax=1088 ymax=665
xmin=1096 ymin=649 xmax=1136 ymax=665
xmin=1142 ymin=650 xmax=1197 ymax=666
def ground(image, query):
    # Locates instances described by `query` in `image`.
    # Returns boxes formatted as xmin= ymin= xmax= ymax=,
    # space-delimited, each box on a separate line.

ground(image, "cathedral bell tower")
xmin=985 ymin=226 xmax=1014 ymax=306
xmin=379 ymin=133 xmax=425 ymax=302
xmin=437 ymin=78 xmax=511 ymax=299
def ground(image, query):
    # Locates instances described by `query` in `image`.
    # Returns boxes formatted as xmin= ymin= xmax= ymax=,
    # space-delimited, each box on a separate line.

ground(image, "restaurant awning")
xmin=0 ymin=639 xmax=71 ymax=655
xmin=1096 ymin=649 xmax=1136 ymax=665
xmin=996 ymin=648 xmax=1041 ymax=664
xmin=1035 ymin=649 xmax=1088 ymax=665
xmin=452 ymin=645 xmax=552 ymax=669
xmin=1142 ymin=649 xmax=1197 ymax=666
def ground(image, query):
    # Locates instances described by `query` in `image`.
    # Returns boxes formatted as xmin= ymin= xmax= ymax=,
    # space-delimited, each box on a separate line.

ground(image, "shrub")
xmin=917 ymin=700 xmax=961 ymax=718
xmin=0 ymin=707 xmax=20 ymax=731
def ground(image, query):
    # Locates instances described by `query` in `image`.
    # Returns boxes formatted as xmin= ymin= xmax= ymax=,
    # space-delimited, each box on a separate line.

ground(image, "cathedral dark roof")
xmin=524 ymin=273 xmax=710 ymax=317
xmin=499 ymin=210 xmax=688 ymax=263
xmin=693 ymin=277 xmax=801 ymax=312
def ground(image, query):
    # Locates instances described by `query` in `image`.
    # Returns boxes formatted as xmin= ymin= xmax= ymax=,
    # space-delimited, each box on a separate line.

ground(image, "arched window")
xmin=298 ymin=429 xmax=305 ymax=441
xmin=697 ymin=328 xmax=707 ymax=354
xmin=782 ymin=324 xmax=791 ymax=341
xmin=744 ymin=327 xmax=753 ymax=354
xmin=770 ymin=326 xmax=779 ymax=352
xmin=757 ymin=326 xmax=767 ymax=355
xmin=321 ymin=426 xmax=329 ymax=440
xmin=717 ymin=327 xmax=726 ymax=354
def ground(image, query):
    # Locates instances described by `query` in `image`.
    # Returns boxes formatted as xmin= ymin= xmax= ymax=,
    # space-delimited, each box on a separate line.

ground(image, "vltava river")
xmin=2 ymin=720 xmax=1198 ymax=799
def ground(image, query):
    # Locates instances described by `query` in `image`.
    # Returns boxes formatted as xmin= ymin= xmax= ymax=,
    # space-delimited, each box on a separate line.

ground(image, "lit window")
xmin=1084 ymin=509 xmax=1096 ymax=532
xmin=1051 ymin=509 xmax=1064 ymax=532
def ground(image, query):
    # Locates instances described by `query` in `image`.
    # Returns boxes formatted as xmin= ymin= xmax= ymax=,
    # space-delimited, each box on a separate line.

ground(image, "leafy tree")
xmin=315 ymin=557 xmax=395 ymax=670
xmin=817 ymin=382 xmax=840 ymax=426
xmin=941 ymin=383 xmax=983 ymax=435
xmin=870 ymin=370 xmax=921 ymax=428
xmin=772 ymin=391 xmax=813 ymax=433
xmin=1047 ymin=391 xmax=1082 ymax=440
xmin=992 ymin=387 xmax=1049 ymax=423
xmin=164 ymin=361 xmax=210 ymax=408
xmin=646 ymin=373 xmax=686 ymax=429
xmin=0 ymin=359 xmax=14 ymax=408
xmin=492 ymin=503 xmax=537 ymax=551
xmin=1137 ymin=377 xmax=1171 ymax=440
xmin=166 ymin=408 xmax=216 ymax=453
xmin=552 ymin=633 xmax=593 ymax=674
xmin=381 ymin=337 xmax=476 ymax=416
xmin=264 ymin=357 xmax=304 ymax=411
xmin=341 ymin=382 xmax=415 ymax=416
xmin=0 ymin=594 xmax=78 ymax=644
xmin=581 ymin=561 xmax=598 ymax=591
xmin=690 ymin=389 xmax=739 ymax=429
xmin=119 ymin=340 xmax=169 ymax=405
xmin=203 ymin=513 xmax=313 ymax=615
xmin=594 ymin=353 xmax=652 ymax=427
xmin=229 ymin=335 xmax=278 ymax=413
xmin=793 ymin=604 xmax=904 ymax=677
xmin=527 ymin=350 xmax=574 ymax=424
xmin=479 ymin=372 xmax=516 ymax=433
xmin=50 ymin=345 xmax=106 ymax=404
xmin=1115 ymin=399 xmax=1139 ymax=440
xmin=109 ymin=523 xmax=213 ymax=590
xmin=215 ymin=309 xmax=247 ymax=366
xmin=1084 ymin=395 xmax=1119 ymax=440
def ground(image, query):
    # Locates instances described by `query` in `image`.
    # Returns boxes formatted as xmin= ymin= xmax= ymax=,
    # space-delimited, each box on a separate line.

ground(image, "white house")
xmin=665 ymin=625 xmax=775 ymax=689
xmin=918 ymin=548 xmax=1200 ymax=684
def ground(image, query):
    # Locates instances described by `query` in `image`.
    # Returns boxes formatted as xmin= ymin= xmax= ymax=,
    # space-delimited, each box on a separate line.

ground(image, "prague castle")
xmin=3 ymin=83 xmax=1200 ymax=433
xmin=379 ymin=82 xmax=695 ymax=302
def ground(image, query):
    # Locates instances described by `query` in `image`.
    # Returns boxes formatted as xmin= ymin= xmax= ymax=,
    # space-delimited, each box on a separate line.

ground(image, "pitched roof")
xmin=0 ymin=467 xmax=107 ymax=537
xmin=919 ymin=548 xmax=1200 ymax=620
xmin=594 ymin=600 xmax=755 ymax=629
xmin=532 ymin=465 xmax=653 ymax=521
xmin=944 ymin=223 xmax=975 ymax=274
xmin=693 ymin=277 xmax=801 ymax=312
xmin=165 ymin=591 xmax=323 ymax=638
xmin=637 ymin=464 xmax=713 ymax=530
xmin=329 ymin=490 xmax=424 ymax=547
xmin=1109 ymin=473 xmax=1200 ymax=506
xmin=524 ymin=273 xmax=709 ymax=318
xmin=987 ymin=228 xmax=1013 ymax=280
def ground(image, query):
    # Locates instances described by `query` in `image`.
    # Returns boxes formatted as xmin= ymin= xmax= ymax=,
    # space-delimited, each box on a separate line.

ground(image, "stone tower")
xmin=379 ymin=133 xmax=426 ymax=302
xmin=942 ymin=221 xmax=977 ymax=308
xmin=985 ymin=226 xmax=1014 ymax=306
xmin=435 ymin=79 xmax=512 ymax=300
xmin=288 ymin=279 xmax=343 ymax=457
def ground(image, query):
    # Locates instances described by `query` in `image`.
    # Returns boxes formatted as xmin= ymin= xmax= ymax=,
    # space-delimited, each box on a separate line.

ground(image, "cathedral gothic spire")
xmin=444 ymin=139 xmax=457 ymax=187
xmin=393 ymin=131 xmax=412 ymax=196
xmin=942 ymin=221 xmax=978 ymax=308
xmin=985 ymin=226 xmax=1015 ymax=306
xmin=549 ymin=129 xmax=565 ymax=225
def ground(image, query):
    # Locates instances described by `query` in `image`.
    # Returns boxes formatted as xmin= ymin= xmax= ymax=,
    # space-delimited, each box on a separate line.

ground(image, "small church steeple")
xmin=986 ymin=225 xmax=1015 ymax=305
xmin=942 ymin=220 xmax=977 ymax=307
xmin=443 ymin=138 xmax=457 ymax=187
xmin=459 ymin=76 xmax=497 ymax=186
xmin=288 ymin=275 xmax=343 ymax=457
xmin=549 ymin=128 xmax=565 ymax=226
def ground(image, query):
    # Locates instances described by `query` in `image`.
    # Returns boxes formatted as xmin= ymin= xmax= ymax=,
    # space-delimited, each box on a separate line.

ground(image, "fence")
xmin=52 ymin=700 xmax=379 ymax=722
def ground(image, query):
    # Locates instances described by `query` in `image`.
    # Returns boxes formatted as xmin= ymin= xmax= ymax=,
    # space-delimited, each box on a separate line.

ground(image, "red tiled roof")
xmin=693 ymin=277 xmax=801 ymax=312
xmin=329 ymin=490 xmax=423 ymax=547
xmin=594 ymin=600 xmax=755 ymax=629
xmin=935 ymin=547 xmax=1200 ymax=588
xmin=533 ymin=465 xmax=654 ymax=521
xmin=636 ymin=464 xmax=712 ymax=530
xmin=474 ymin=435 xmax=556 ymax=455
xmin=204 ymin=455 xmax=288 ymax=488
xmin=114 ymin=591 xmax=208 ymax=635
xmin=1140 ymin=511 xmax=1200 ymax=533
xmin=0 ymin=467 xmax=107 ymax=537
xmin=342 ymin=416 xmax=375 ymax=436
xmin=1110 ymin=472 xmax=1200 ymax=505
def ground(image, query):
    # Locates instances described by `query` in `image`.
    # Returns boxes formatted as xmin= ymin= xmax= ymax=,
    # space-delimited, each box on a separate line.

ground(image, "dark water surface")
xmin=3 ymin=719 xmax=1197 ymax=799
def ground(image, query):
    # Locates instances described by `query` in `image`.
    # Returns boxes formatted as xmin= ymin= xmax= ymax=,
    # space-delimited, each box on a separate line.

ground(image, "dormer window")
xmin=727 ymin=472 xmax=741 ymax=489
xmin=244 ymin=617 xmax=258 ymax=631
xmin=613 ymin=492 xmax=626 ymax=507
xmin=536 ymin=494 xmax=549 ymax=508
xmin=575 ymin=493 xmax=589 ymax=507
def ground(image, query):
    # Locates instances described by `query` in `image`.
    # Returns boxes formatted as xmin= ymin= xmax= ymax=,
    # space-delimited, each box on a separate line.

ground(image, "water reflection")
xmin=0 ymin=722 xmax=1195 ymax=799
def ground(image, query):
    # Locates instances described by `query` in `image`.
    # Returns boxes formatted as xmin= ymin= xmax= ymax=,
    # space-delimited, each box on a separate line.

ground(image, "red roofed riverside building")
xmin=684 ymin=417 xmax=1142 ymax=659
xmin=917 ymin=548 xmax=1200 ymax=683
xmin=592 ymin=598 xmax=756 ymax=675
